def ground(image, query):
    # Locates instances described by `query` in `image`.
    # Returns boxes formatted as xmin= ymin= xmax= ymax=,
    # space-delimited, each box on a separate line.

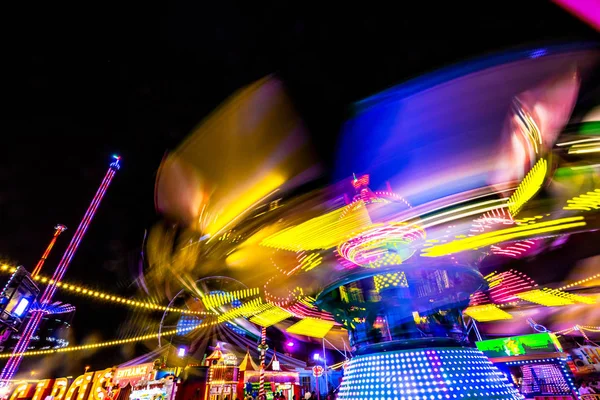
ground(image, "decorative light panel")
xmin=374 ymin=272 xmax=409 ymax=292
xmin=463 ymin=304 xmax=513 ymax=322
xmin=286 ymin=318 xmax=335 ymax=338
xmin=337 ymin=348 xmax=522 ymax=400
xmin=249 ymin=306 xmax=293 ymax=327
xmin=563 ymin=189 xmax=600 ymax=211
xmin=338 ymin=223 xmax=425 ymax=268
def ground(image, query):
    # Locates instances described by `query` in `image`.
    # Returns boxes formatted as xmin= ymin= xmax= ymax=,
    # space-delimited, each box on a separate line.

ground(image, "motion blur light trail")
xmin=131 ymin=45 xmax=600 ymax=399
xmin=0 ymin=266 xmax=212 ymax=315
xmin=421 ymin=216 xmax=586 ymax=257
xmin=0 ymin=321 xmax=209 ymax=359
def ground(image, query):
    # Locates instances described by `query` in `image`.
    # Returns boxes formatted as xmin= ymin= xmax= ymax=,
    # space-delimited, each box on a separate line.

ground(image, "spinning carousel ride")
xmin=149 ymin=44 xmax=600 ymax=399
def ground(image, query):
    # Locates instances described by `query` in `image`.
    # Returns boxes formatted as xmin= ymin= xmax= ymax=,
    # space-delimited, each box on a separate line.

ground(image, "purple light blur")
xmin=313 ymin=353 xmax=320 ymax=361
xmin=286 ymin=341 xmax=294 ymax=347
xmin=0 ymin=158 xmax=120 ymax=384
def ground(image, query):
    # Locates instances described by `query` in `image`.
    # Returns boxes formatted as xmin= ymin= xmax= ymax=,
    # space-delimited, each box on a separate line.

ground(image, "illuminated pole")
xmin=257 ymin=327 xmax=267 ymax=399
xmin=31 ymin=225 xmax=67 ymax=278
xmin=0 ymin=156 xmax=121 ymax=384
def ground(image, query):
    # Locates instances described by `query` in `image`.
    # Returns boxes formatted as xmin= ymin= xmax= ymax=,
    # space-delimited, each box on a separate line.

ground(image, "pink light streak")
xmin=552 ymin=0 xmax=600 ymax=32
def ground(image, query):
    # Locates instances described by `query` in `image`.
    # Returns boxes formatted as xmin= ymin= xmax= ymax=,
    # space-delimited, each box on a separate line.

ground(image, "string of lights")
xmin=0 ymin=265 xmax=212 ymax=316
xmin=559 ymin=272 xmax=600 ymax=290
xmin=555 ymin=325 xmax=600 ymax=338
xmin=0 ymin=320 xmax=216 ymax=359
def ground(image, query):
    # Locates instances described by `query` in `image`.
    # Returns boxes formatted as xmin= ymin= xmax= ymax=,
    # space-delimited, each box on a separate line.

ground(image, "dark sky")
xmin=1 ymin=1 xmax=598 ymax=372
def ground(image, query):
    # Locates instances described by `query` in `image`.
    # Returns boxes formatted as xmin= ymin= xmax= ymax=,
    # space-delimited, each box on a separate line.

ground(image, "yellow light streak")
xmin=559 ymin=273 xmax=600 ymax=290
xmin=207 ymin=174 xmax=285 ymax=236
xmin=217 ymin=299 xmax=271 ymax=323
xmin=201 ymin=288 xmax=260 ymax=309
xmin=563 ymin=189 xmax=600 ymax=211
xmin=516 ymin=288 xmax=596 ymax=306
xmin=421 ymin=216 xmax=585 ymax=257
xmin=0 ymin=266 xmax=211 ymax=316
xmin=463 ymin=304 xmax=513 ymax=322
xmin=249 ymin=306 xmax=292 ymax=327
xmin=286 ymin=318 xmax=335 ymax=338
xmin=261 ymin=206 xmax=372 ymax=251
xmin=373 ymin=272 xmax=408 ymax=292
xmin=507 ymin=158 xmax=547 ymax=217
xmin=0 ymin=320 xmax=212 ymax=359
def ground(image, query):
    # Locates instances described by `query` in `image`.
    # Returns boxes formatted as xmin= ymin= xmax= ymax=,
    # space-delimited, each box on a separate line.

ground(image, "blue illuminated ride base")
xmin=338 ymin=347 xmax=523 ymax=400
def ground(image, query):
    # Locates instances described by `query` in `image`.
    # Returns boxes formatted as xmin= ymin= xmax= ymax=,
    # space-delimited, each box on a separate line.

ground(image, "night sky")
xmin=1 ymin=2 xmax=598 ymax=374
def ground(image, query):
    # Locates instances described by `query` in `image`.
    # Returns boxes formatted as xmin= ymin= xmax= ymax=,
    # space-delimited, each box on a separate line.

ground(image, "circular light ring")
xmin=338 ymin=223 xmax=426 ymax=268
xmin=264 ymin=256 xmax=337 ymax=322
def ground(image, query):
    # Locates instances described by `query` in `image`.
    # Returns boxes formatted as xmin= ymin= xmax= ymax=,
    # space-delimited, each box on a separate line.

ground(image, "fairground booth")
xmin=477 ymin=333 xmax=579 ymax=399
xmin=238 ymin=351 xmax=300 ymax=400
xmin=114 ymin=362 xmax=178 ymax=400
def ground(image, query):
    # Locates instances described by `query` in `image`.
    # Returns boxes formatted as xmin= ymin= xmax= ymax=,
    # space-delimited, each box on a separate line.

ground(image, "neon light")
xmin=507 ymin=158 xmax=547 ymax=217
xmin=476 ymin=333 xmax=562 ymax=357
xmin=249 ymin=306 xmax=292 ymax=327
xmin=516 ymin=288 xmax=596 ymax=306
xmin=463 ymin=304 xmax=512 ymax=322
xmin=421 ymin=216 xmax=585 ymax=257
xmin=12 ymin=299 xmax=29 ymax=318
xmin=31 ymin=225 xmax=67 ymax=278
xmin=373 ymin=272 xmax=408 ymax=292
xmin=286 ymin=318 xmax=335 ymax=338
xmin=261 ymin=205 xmax=372 ymax=251
xmin=563 ymin=189 xmax=600 ymax=211
xmin=0 ymin=158 xmax=120 ymax=383
xmin=0 ymin=320 xmax=207 ymax=359
xmin=337 ymin=222 xmax=425 ymax=268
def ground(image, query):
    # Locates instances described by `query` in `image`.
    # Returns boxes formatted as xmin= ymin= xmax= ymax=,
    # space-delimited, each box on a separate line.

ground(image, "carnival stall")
xmin=477 ymin=333 xmax=579 ymax=399
xmin=111 ymin=363 xmax=176 ymax=400
xmin=204 ymin=345 xmax=238 ymax=400
xmin=242 ymin=352 xmax=299 ymax=400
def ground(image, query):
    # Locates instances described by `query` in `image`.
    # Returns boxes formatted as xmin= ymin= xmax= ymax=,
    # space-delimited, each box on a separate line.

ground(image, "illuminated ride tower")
xmin=315 ymin=175 xmax=522 ymax=400
xmin=31 ymin=225 xmax=68 ymax=278
xmin=0 ymin=155 xmax=121 ymax=384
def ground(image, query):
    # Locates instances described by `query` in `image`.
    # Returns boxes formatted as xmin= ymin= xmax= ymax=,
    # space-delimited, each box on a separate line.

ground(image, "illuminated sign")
xmin=0 ymin=364 xmax=159 ymax=400
xmin=223 ymin=353 xmax=237 ymax=366
xmin=476 ymin=333 xmax=563 ymax=358
xmin=114 ymin=364 xmax=153 ymax=380
xmin=13 ymin=299 xmax=30 ymax=317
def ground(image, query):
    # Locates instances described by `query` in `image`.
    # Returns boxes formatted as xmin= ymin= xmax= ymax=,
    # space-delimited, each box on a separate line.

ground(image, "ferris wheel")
xmin=157 ymin=276 xmax=256 ymax=352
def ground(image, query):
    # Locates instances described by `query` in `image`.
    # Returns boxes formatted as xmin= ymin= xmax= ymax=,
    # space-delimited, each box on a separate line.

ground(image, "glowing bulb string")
xmin=0 ymin=265 xmax=212 ymax=316
xmin=558 ymin=272 xmax=600 ymax=291
xmin=555 ymin=325 xmax=600 ymax=336
xmin=0 ymin=320 xmax=216 ymax=359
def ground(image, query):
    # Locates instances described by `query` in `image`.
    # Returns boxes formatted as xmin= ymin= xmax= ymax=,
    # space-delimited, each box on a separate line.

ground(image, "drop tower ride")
xmin=0 ymin=155 xmax=121 ymax=384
